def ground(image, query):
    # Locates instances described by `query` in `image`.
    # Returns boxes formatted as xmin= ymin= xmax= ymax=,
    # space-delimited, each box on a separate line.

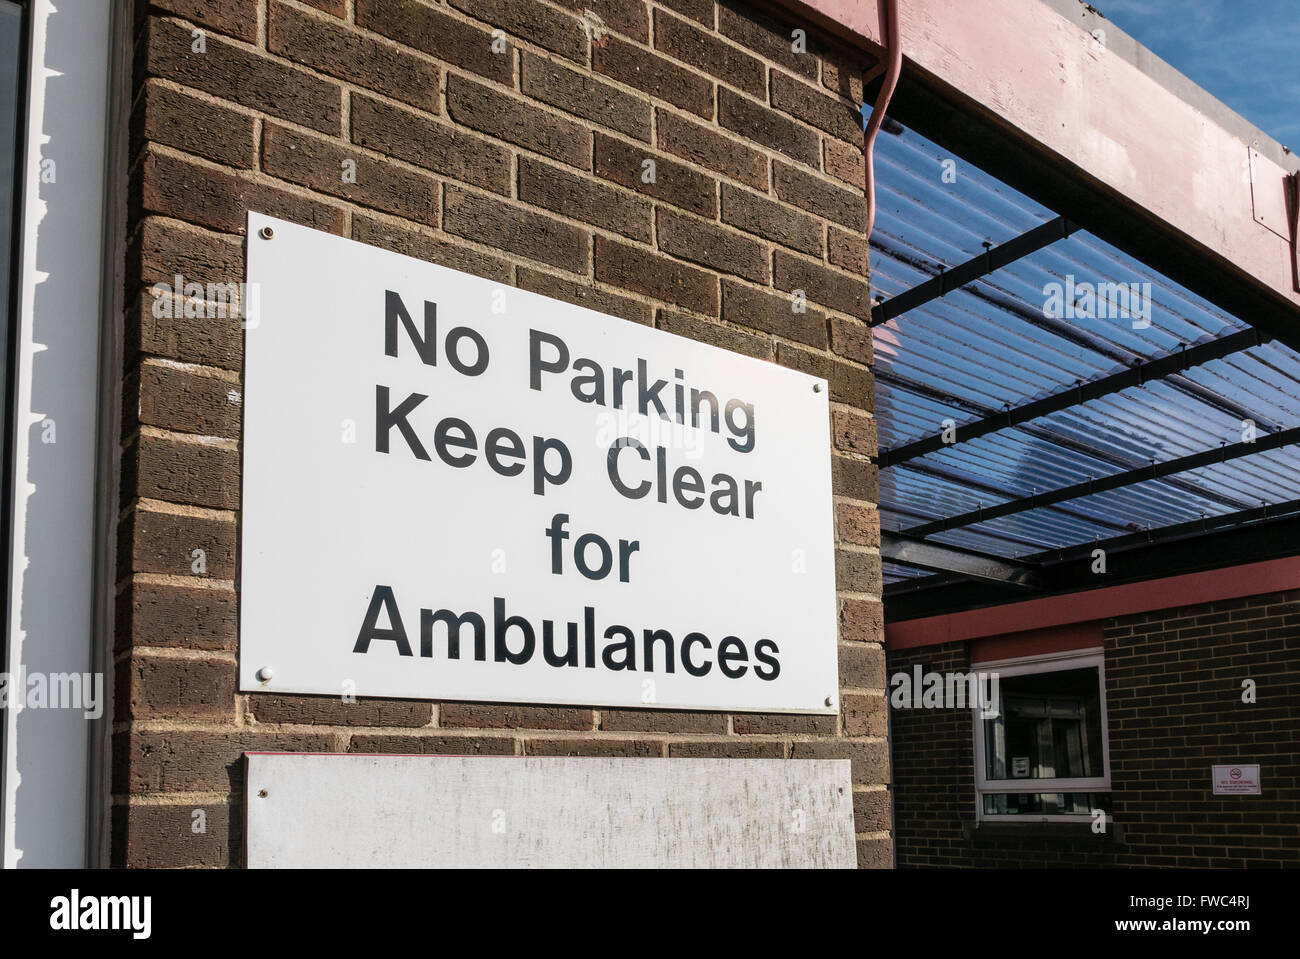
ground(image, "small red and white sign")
xmin=1211 ymin=764 xmax=1261 ymax=795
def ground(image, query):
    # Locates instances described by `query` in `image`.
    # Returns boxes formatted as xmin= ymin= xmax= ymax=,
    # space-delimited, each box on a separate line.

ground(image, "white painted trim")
xmin=2 ymin=0 xmax=114 ymax=868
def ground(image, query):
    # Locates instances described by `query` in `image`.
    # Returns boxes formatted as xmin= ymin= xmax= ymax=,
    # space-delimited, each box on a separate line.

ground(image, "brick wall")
xmin=889 ymin=590 xmax=1300 ymax=867
xmin=112 ymin=0 xmax=888 ymax=867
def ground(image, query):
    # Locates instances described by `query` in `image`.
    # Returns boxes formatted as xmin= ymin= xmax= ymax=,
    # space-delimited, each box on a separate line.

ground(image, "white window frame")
xmin=971 ymin=647 xmax=1111 ymax=824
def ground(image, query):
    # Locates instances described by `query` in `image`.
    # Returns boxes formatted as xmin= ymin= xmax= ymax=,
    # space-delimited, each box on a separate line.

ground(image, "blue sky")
xmin=1095 ymin=0 xmax=1300 ymax=148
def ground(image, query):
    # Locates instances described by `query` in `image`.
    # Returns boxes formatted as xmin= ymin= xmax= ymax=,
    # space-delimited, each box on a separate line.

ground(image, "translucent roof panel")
xmin=871 ymin=121 xmax=1300 ymax=570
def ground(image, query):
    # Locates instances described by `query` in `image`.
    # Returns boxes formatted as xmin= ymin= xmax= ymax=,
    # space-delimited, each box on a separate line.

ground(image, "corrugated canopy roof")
xmin=871 ymin=122 xmax=1300 ymax=606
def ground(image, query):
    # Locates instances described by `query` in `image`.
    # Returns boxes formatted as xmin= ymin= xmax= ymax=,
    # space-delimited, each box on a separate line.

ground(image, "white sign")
xmin=1211 ymin=764 xmax=1261 ymax=795
xmin=240 ymin=213 xmax=839 ymax=713
xmin=245 ymin=755 xmax=855 ymax=868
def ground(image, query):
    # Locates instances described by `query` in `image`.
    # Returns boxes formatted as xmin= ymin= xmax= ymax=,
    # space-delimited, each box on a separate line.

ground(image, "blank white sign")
xmin=245 ymin=754 xmax=856 ymax=868
xmin=239 ymin=213 xmax=839 ymax=713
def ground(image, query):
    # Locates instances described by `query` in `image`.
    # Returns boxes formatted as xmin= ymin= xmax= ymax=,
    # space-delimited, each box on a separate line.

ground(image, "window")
xmin=972 ymin=649 xmax=1111 ymax=822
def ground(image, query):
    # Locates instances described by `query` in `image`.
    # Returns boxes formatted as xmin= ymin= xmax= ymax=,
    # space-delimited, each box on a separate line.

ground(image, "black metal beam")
xmin=896 ymin=460 xmax=1131 ymax=535
xmin=869 ymin=215 xmax=1076 ymax=326
xmin=902 ymin=425 xmax=1300 ymax=539
xmin=879 ymin=328 xmax=1266 ymax=466
xmin=1025 ymin=496 xmax=1300 ymax=566
xmin=876 ymin=371 xmax=1256 ymax=514
xmin=881 ymin=533 xmax=1043 ymax=589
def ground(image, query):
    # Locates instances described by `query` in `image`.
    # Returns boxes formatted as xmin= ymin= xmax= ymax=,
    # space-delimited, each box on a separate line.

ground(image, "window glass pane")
xmin=983 ymin=665 xmax=1104 ymax=781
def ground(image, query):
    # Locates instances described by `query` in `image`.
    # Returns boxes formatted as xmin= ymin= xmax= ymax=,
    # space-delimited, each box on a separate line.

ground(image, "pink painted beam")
xmin=885 ymin=555 xmax=1300 ymax=649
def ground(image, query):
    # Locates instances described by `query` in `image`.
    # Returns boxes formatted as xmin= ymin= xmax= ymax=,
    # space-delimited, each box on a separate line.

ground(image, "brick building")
xmin=0 ymin=0 xmax=1297 ymax=868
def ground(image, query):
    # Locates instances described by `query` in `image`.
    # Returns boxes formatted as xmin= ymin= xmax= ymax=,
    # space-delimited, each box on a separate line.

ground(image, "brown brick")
xmin=852 ymin=788 xmax=891 ymax=832
xmin=829 ymin=227 xmax=867 ymax=275
xmin=839 ymin=642 xmax=885 ymax=688
xmin=116 ymin=729 xmax=335 ymax=793
xmin=833 ymin=455 xmax=878 ymax=502
xmin=823 ymin=54 xmax=867 ymax=103
xmin=717 ymin=88 xmax=819 ymax=167
xmin=132 ymin=217 xmax=244 ymax=289
xmin=516 ymin=267 xmax=653 ymax=325
xmin=356 ymin=0 xmax=512 ymax=85
xmin=441 ymin=703 xmax=594 ymax=730
xmin=352 ymin=94 xmax=509 ymax=194
xmin=774 ymin=162 xmax=864 ymax=230
xmin=349 ymin=733 xmax=515 ymax=754
xmin=128 ymin=433 xmax=239 ymax=510
xmin=593 ymin=35 xmax=713 ymax=118
xmin=135 ymin=81 xmax=256 ymax=170
xmin=522 ymin=52 xmax=651 ymax=142
xmin=128 ymin=289 xmax=242 ymax=373
xmin=553 ymin=0 xmax=649 ymax=41
xmin=444 ymin=185 xmax=590 ymax=274
xmin=144 ymin=17 xmax=341 ymax=134
xmin=837 ymin=503 xmax=880 ymax=549
xmin=140 ymin=0 xmax=258 ymax=42
xmin=721 ymin=278 xmax=826 ymax=347
xmin=117 ymin=653 xmax=235 ymax=721
xmin=833 ymin=408 xmax=876 ymax=457
xmin=251 ymin=695 xmax=432 ymax=726
xmin=121 ymin=506 xmax=237 ymax=580
xmin=298 ymin=0 xmax=345 ymax=15
xmin=656 ymin=109 xmax=767 ymax=190
xmin=773 ymin=252 xmax=869 ymax=319
xmin=717 ymin=1 xmax=817 ymax=79
xmin=659 ymin=0 xmax=714 ymax=26
xmin=733 ymin=713 xmax=836 ymax=735
xmin=595 ymin=235 xmax=718 ymax=313
xmin=116 ymin=581 xmax=237 ymax=653
xmin=131 ymin=361 xmax=241 ymax=438
xmin=857 ymin=837 xmax=893 ymax=868
xmin=262 ymin=123 xmax=439 ymax=225
xmin=449 ymin=0 xmax=586 ymax=62
xmin=594 ymin=133 xmax=716 ymax=216
xmin=843 ymin=693 xmax=887 ymax=736
xmin=601 ymin=708 xmax=727 ymax=733
xmin=654 ymin=9 xmax=763 ymax=97
xmin=841 ymin=597 xmax=885 ymax=641
xmin=830 ymin=316 xmax=873 ymax=364
xmin=837 ymin=548 xmax=881 ymax=594
xmin=525 ymin=738 xmax=663 ymax=757
xmin=657 ymin=309 xmax=770 ymax=359
xmin=719 ymin=183 xmax=821 ymax=255
xmin=269 ymin=1 xmax=439 ymax=111
xmin=657 ymin=208 xmax=767 ymax=283
xmin=669 ymin=740 xmax=785 ymax=758
xmin=789 ymin=739 xmax=889 ymax=784
xmin=112 ymin=803 xmax=234 ymax=868
xmin=825 ymin=136 xmax=864 ymax=187
xmin=776 ymin=341 xmax=872 ymax=406
xmin=771 ymin=71 xmax=862 ymax=143
xmin=352 ymin=213 xmax=512 ymax=283
xmin=447 ymin=73 xmax=591 ymax=170
xmin=136 ymin=148 xmax=345 ymax=238
xmin=519 ymin=156 xmax=652 ymax=242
